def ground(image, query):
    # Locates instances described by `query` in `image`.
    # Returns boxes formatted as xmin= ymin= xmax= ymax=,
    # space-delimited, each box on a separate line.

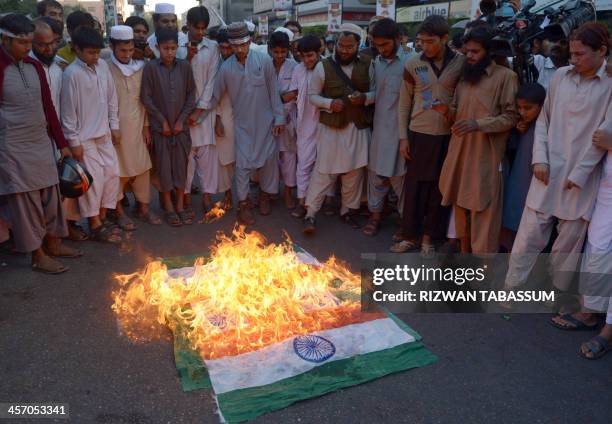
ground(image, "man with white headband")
xmin=107 ymin=25 xmax=159 ymax=229
xmin=147 ymin=3 xmax=188 ymax=60
xmin=212 ymin=22 xmax=286 ymax=226
xmin=0 ymin=14 xmax=80 ymax=274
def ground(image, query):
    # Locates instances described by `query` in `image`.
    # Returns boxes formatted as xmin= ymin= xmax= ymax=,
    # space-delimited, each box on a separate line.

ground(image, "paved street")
xmin=1 ymin=197 xmax=610 ymax=423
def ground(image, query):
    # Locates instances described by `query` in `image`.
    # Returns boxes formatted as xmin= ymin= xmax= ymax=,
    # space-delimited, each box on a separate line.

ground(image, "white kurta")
xmin=308 ymin=61 xmax=370 ymax=175
xmin=189 ymin=38 xmax=220 ymax=147
xmin=147 ymin=32 xmax=188 ymax=60
xmin=276 ymin=58 xmax=297 ymax=153
xmin=29 ymin=51 xmax=62 ymax=114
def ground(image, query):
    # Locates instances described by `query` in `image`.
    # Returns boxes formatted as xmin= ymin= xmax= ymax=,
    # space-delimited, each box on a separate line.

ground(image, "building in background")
xmin=61 ymin=0 xmax=106 ymax=24
xmin=296 ymin=0 xmax=376 ymax=28
xmin=396 ymin=0 xmax=470 ymax=23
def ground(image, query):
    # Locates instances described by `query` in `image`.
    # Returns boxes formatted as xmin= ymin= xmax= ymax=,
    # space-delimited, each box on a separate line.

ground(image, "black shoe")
xmin=340 ymin=212 xmax=361 ymax=229
xmin=303 ymin=216 xmax=316 ymax=234
xmin=291 ymin=204 xmax=307 ymax=219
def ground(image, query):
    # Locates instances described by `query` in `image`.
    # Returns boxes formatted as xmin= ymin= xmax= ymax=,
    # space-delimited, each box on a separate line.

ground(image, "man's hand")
xmin=111 ymin=129 xmax=121 ymax=145
xmin=452 ymin=119 xmax=479 ymax=137
xmin=564 ymin=179 xmax=579 ymax=190
xmin=173 ymin=120 xmax=184 ymax=136
xmin=60 ymin=147 xmax=72 ymax=160
xmin=399 ymin=138 xmax=412 ymax=161
xmin=593 ymin=129 xmax=612 ymax=151
xmin=142 ymin=126 xmax=151 ymax=147
xmin=330 ymin=99 xmax=345 ymax=113
xmin=162 ymin=120 xmax=172 ymax=137
xmin=281 ymin=90 xmax=298 ymax=103
xmin=348 ymin=92 xmax=366 ymax=106
xmin=132 ymin=48 xmax=145 ymax=61
xmin=187 ymin=44 xmax=198 ymax=62
xmin=215 ymin=115 xmax=225 ymax=138
xmin=71 ymin=145 xmax=84 ymax=162
xmin=272 ymin=124 xmax=286 ymax=137
xmin=187 ymin=109 xmax=203 ymax=127
xmin=533 ymin=163 xmax=550 ymax=185
xmin=516 ymin=120 xmax=530 ymax=134
xmin=144 ymin=46 xmax=155 ymax=59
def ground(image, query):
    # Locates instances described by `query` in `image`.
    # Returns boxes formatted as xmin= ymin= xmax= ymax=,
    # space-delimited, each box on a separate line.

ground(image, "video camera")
xmin=477 ymin=0 xmax=596 ymax=83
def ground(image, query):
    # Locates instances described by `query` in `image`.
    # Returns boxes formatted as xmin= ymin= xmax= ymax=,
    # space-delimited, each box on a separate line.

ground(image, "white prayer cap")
xmin=110 ymin=25 xmax=133 ymax=41
xmin=339 ymin=23 xmax=363 ymax=38
xmin=155 ymin=3 xmax=175 ymax=14
xmin=273 ymin=27 xmax=294 ymax=42
xmin=244 ymin=20 xmax=255 ymax=33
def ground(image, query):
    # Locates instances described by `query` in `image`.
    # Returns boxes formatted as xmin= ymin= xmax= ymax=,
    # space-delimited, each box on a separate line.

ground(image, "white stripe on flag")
xmin=205 ymin=318 xmax=415 ymax=394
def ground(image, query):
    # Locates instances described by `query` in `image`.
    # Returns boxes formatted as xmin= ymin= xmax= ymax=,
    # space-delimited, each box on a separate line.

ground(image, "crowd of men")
xmin=0 ymin=1 xmax=611 ymax=359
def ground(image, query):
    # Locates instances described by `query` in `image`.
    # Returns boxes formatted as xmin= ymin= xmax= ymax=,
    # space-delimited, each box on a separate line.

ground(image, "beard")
xmin=461 ymin=56 xmax=492 ymax=84
xmin=32 ymin=49 xmax=55 ymax=66
xmin=334 ymin=50 xmax=357 ymax=66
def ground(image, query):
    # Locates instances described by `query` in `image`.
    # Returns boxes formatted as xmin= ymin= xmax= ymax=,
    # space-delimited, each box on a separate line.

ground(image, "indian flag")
xmin=164 ymin=249 xmax=437 ymax=423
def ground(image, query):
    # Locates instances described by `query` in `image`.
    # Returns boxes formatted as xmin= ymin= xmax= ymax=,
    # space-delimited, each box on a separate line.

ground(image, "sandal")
xmin=392 ymin=231 xmax=405 ymax=243
xmin=340 ymin=212 xmax=361 ymax=229
xmin=102 ymin=219 xmax=123 ymax=235
xmin=165 ymin=211 xmax=182 ymax=227
xmin=44 ymin=244 xmax=83 ymax=258
xmin=390 ymin=240 xmax=419 ymax=253
xmin=178 ymin=210 xmax=193 ymax=225
xmin=362 ymin=219 xmax=380 ymax=236
xmin=90 ymin=224 xmax=123 ymax=244
xmin=135 ymin=210 xmax=162 ymax=225
xmin=184 ymin=205 xmax=196 ymax=220
xmin=32 ymin=255 xmax=68 ymax=274
xmin=117 ymin=215 xmax=136 ymax=231
xmin=579 ymin=335 xmax=611 ymax=360
xmin=550 ymin=314 xmax=600 ymax=331
xmin=67 ymin=222 xmax=88 ymax=241
xmin=420 ymin=243 xmax=436 ymax=259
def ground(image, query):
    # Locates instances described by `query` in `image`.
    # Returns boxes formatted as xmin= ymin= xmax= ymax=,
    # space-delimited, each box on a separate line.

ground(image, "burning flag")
xmin=112 ymin=228 xmax=436 ymax=422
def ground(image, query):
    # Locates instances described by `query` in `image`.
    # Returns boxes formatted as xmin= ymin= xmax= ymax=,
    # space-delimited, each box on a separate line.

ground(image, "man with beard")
xmin=302 ymin=23 xmax=372 ymax=234
xmin=361 ymin=18 xmax=412 ymax=238
xmin=392 ymin=15 xmax=464 ymax=255
xmin=184 ymin=6 xmax=221 ymax=219
xmin=30 ymin=17 xmax=63 ymax=113
xmin=438 ymin=27 xmax=519 ymax=254
xmin=212 ymin=22 xmax=285 ymax=225
xmin=147 ymin=3 xmax=189 ymax=60
xmin=0 ymin=14 xmax=79 ymax=273
xmin=107 ymin=25 xmax=158 ymax=229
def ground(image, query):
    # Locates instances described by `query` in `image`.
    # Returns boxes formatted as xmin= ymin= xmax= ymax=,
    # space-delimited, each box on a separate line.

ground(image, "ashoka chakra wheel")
xmin=293 ymin=335 xmax=336 ymax=363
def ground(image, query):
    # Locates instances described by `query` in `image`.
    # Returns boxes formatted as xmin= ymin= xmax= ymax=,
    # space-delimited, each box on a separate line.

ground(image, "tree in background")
xmin=0 ymin=0 xmax=37 ymax=15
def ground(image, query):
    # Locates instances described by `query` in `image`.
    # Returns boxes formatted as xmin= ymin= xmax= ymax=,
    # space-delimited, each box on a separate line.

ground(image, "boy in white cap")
xmin=107 ymin=25 xmax=159 ymax=229
xmin=148 ymin=3 xmax=189 ymax=60
xmin=61 ymin=26 xmax=123 ymax=243
xmin=213 ymin=22 xmax=286 ymax=225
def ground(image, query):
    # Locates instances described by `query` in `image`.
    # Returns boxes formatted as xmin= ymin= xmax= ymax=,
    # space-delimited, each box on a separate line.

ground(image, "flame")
xmin=199 ymin=201 xmax=226 ymax=224
xmin=111 ymin=226 xmax=378 ymax=359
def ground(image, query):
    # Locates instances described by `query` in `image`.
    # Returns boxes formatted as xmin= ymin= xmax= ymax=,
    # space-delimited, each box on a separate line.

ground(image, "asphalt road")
xmin=1 ymin=195 xmax=610 ymax=424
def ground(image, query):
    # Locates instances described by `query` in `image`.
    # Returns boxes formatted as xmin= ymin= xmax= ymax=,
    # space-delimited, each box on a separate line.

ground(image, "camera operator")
xmin=533 ymin=37 xmax=570 ymax=89
xmin=125 ymin=16 xmax=154 ymax=61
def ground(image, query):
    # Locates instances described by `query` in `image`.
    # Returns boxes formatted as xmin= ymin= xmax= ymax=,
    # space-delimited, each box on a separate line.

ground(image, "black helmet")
xmin=58 ymin=157 xmax=93 ymax=198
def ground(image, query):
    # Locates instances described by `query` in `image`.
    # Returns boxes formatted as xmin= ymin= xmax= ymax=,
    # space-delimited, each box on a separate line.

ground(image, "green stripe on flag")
xmin=216 ymin=339 xmax=437 ymax=423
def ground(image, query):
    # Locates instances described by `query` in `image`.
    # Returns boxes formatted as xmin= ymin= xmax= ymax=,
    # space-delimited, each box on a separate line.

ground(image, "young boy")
xmin=61 ymin=26 xmax=123 ymax=243
xmin=269 ymin=31 xmax=298 ymax=209
xmin=140 ymin=28 xmax=196 ymax=226
xmin=107 ymin=25 xmax=159 ymax=228
xmin=500 ymin=83 xmax=546 ymax=250
xmin=289 ymin=35 xmax=323 ymax=218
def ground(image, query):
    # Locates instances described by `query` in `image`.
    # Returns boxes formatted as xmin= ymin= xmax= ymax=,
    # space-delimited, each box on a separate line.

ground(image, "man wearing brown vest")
xmin=303 ymin=23 xmax=372 ymax=234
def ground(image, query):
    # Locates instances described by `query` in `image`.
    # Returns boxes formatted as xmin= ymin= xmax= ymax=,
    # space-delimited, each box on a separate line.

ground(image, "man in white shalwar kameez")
xmin=212 ymin=22 xmax=286 ymax=225
xmin=184 ymin=6 xmax=221 ymax=216
xmin=303 ymin=24 xmax=372 ymax=234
